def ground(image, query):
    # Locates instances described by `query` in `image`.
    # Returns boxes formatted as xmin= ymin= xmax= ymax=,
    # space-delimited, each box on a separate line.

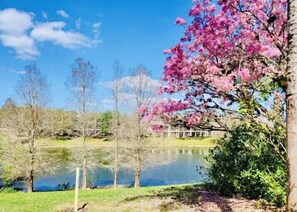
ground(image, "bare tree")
xmin=1 ymin=64 xmax=50 ymax=192
xmin=66 ymin=58 xmax=97 ymax=190
xmin=122 ymin=65 xmax=159 ymax=188
xmin=111 ymin=62 xmax=123 ymax=188
xmin=120 ymin=113 xmax=176 ymax=188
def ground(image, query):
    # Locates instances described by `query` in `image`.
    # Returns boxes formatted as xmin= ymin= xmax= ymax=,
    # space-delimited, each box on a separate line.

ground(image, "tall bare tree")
xmin=66 ymin=58 xmax=97 ymax=190
xmin=287 ymin=0 xmax=297 ymax=209
xmin=122 ymin=65 xmax=158 ymax=187
xmin=111 ymin=62 xmax=123 ymax=188
xmin=1 ymin=64 xmax=50 ymax=192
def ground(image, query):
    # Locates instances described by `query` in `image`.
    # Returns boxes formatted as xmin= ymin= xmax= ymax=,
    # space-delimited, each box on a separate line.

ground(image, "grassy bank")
xmin=42 ymin=137 xmax=216 ymax=148
xmin=0 ymin=184 xmax=274 ymax=212
xmin=0 ymin=184 xmax=193 ymax=212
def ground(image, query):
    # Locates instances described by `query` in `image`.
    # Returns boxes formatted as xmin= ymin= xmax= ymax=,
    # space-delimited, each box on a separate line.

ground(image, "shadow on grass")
xmin=61 ymin=202 xmax=88 ymax=212
xmin=123 ymin=184 xmax=234 ymax=211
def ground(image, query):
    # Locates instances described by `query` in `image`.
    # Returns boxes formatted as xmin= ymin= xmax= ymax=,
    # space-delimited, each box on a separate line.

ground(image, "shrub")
xmin=0 ymin=187 xmax=18 ymax=193
xmin=207 ymin=122 xmax=287 ymax=207
xmin=57 ymin=182 xmax=72 ymax=191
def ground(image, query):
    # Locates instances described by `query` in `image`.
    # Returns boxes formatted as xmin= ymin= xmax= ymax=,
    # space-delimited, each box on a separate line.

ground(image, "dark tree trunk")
xmin=28 ymin=131 xmax=35 ymax=193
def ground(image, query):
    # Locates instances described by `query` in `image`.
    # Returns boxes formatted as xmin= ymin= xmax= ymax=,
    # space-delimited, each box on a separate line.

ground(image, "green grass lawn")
xmin=0 ymin=184 xmax=202 ymax=212
xmin=153 ymin=137 xmax=216 ymax=147
xmin=42 ymin=137 xmax=216 ymax=149
xmin=0 ymin=130 xmax=216 ymax=148
xmin=0 ymin=183 xmax=273 ymax=212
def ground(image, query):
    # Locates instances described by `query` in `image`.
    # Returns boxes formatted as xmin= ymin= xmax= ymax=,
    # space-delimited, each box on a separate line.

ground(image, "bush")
xmin=57 ymin=182 xmax=72 ymax=191
xmin=0 ymin=187 xmax=18 ymax=193
xmin=207 ymin=122 xmax=287 ymax=207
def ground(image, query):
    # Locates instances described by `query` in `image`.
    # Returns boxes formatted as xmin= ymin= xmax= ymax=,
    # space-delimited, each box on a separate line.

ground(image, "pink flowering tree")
xmin=147 ymin=0 xmax=287 ymax=131
xmin=142 ymin=0 xmax=297 ymax=209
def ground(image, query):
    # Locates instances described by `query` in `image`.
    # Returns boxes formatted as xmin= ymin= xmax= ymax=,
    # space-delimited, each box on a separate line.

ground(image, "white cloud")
xmin=41 ymin=11 xmax=48 ymax=19
xmin=56 ymin=10 xmax=69 ymax=18
xmin=0 ymin=8 xmax=100 ymax=60
xmin=0 ymin=8 xmax=38 ymax=59
xmin=120 ymin=75 xmax=160 ymax=92
xmin=92 ymin=22 xmax=101 ymax=40
xmin=31 ymin=21 xmax=97 ymax=49
xmin=92 ymin=22 xmax=101 ymax=28
xmin=9 ymin=68 xmax=26 ymax=75
xmin=100 ymin=74 xmax=160 ymax=92
xmin=99 ymin=74 xmax=160 ymax=111
xmin=97 ymin=81 xmax=110 ymax=88
xmin=0 ymin=34 xmax=38 ymax=59
xmin=0 ymin=8 xmax=33 ymax=35
xmin=75 ymin=18 xmax=81 ymax=30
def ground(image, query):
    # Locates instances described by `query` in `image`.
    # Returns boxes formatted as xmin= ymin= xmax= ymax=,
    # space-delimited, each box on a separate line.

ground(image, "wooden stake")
xmin=74 ymin=167 xmax=80 ymax=212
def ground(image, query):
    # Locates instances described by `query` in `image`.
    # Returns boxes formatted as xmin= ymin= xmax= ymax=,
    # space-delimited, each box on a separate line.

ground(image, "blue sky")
xmin=0 ymin=0 xmax=192 ymax=110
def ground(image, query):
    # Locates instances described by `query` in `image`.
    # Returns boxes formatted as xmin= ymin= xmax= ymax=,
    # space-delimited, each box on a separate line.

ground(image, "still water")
xmin=15 ymin=147 xmax=209 ymax=191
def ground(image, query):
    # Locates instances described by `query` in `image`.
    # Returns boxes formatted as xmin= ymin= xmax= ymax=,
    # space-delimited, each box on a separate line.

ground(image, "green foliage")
xmin=0 ymin=187 xmax=18 ymax=193
xmin=239 ymin=100 xmax=248 ymax=115
xmin=43 ymin=109 xmax=78 ymax=138
xmin=100 ymin=111 xmax=113 ymax=137
xmin=1 ymin=165 xmax=14 ymax=183
xmin=207 ymin=122 xmax=287 ymax=207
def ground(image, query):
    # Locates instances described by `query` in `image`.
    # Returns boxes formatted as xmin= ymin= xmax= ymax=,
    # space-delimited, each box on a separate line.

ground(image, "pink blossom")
xmin=238 ymin=69 xmax=252 ymax=82
xmin=185 ymin=113 xmax=201 ymax=126
xmin=261 ymin=46 xmax=281 ymax=57
xmin=175 ymin=17 xmax=187 ymax=25
xmin=163 ymin=49 xmax=172 ymax=54
xmin=137 ymin=105 xmax=149 ymax=116
xmin=145 ymin=0 xmax=287 ymax=130
xmin=151 ymin=124 xmax=165 ymax=132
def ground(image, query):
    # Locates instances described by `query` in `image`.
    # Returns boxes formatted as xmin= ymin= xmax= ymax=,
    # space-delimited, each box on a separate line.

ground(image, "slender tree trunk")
xmin=113 ymin=155 xmax=118 ymax=188
xmin=27 ymin=153 xmax=34 ymax=193
xmin=28 ymin=128 xmax=35 ymax=193
xmin=113 ymin=111 xmax=119 ymax=188
xmin=134 ymin=157 xmax=141 ymax=188
xmin=28 ymin=152 xmax=34 ymax=192
xmin=27 ymin=170 xmax=34 ymax=192
xmin=113 ymin=140 xmax=119 ymax=188
xmin=287 ymin=0 xmax=297 ymax=210
xmin=134 ymin=114 xmax=142 ymax=188
xmin=134 ymin=134 xmax=141 ymax=188
xmin=82 ymin=137 xmax=87 ymax=190
xmin=112 ymin=63 xmax=121 ymax=188
xmin=81 ymin=88 xmax=88 ymax=190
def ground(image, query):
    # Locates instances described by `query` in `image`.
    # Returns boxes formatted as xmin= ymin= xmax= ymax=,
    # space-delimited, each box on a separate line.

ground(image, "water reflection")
xmin=14 ymin=147 xmax=209 ymax=191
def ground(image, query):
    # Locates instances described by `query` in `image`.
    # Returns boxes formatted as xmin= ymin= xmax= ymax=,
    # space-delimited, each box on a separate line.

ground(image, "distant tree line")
xmin=0 ymin=103 xmax=114 ymax=140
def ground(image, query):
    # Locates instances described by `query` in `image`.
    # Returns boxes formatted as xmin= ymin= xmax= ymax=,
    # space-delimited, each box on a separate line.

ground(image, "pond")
xmin=12 ymin=147 xmax=210 ymax=191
